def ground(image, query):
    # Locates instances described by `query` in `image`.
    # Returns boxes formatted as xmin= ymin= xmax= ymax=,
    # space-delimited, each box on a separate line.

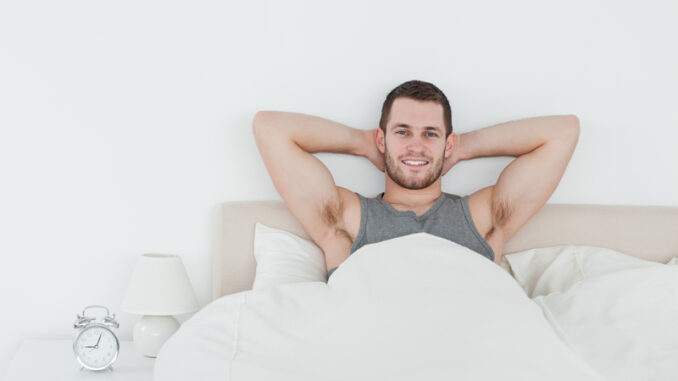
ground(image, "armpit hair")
xmin=493 ymin=197 xmax=512 ymax=228
xmin=486 ymin=197 xmax=512 ymax=240
xmin=319 ymin=198 xmax=351 ymax=241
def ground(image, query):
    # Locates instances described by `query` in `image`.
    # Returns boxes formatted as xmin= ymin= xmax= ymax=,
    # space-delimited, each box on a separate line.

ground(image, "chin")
xmin=405 ymin=182 xmax=433 ymax=190
xmin=385 ymin=160 xmax=442 ymax=190
xmin=404 ymin=183 xmax=427 ymax=190
xmin=401 ymin=176 xmax=437 ymax=190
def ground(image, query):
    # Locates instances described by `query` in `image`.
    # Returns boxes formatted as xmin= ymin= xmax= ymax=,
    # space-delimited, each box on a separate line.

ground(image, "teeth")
xmin=403 ymin=160 xmax=427 ymax=165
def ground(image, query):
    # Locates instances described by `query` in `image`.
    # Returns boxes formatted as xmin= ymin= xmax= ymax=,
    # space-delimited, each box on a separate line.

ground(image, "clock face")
xmin=73 ymin=325 xmax=119 ymax=370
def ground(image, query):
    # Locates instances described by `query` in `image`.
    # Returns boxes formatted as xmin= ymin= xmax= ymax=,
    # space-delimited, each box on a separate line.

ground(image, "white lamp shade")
xmin=121 ymin=254 xmax=199 ymax=315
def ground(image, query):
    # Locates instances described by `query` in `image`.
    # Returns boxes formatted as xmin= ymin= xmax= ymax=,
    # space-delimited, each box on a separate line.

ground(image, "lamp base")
xmin=132 ymin=315 xmax=180 ymax=358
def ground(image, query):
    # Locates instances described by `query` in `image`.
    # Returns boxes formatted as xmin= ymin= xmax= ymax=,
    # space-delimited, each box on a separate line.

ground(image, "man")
xmin=253 ymin=80 xmax=579 ymax=278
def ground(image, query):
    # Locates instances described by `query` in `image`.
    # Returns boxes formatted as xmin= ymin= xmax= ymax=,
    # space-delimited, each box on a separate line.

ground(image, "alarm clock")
xmin=72 ymin=305 xmax=120 ymax=371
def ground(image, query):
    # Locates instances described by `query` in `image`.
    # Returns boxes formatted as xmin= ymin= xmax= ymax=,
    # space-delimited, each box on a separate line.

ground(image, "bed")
xmin=154 ymin=201 xmax=678 ymax=381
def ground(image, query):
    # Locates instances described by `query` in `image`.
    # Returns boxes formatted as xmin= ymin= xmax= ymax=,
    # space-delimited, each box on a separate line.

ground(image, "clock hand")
xmin=82 ymin=344 xmax=97 ymax=352
xmin=95 ymin=333 xmax=102 ymax=347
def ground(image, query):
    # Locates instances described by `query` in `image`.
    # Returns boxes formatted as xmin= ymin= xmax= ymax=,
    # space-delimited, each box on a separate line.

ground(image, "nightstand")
xmin=3 ymin=339 xmax=155 ymax=381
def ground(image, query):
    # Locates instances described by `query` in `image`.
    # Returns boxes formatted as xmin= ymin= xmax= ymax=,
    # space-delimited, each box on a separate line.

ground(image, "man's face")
xmin=380 ymin=97 xmax=451 ymax=190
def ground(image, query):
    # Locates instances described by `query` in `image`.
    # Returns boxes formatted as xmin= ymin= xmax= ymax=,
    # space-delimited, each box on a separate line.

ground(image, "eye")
xmin=426 ymin=132 xmax=438 ymax=137
xmin=396 ymin=130 xmax=407 ymax=135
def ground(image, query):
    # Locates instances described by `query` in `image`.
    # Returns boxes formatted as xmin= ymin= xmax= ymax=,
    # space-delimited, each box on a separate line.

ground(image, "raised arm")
xmin=455 ymin=115 xmax=580 ymax=261
xmin=252 ymin=111 xmax=381 ymax=270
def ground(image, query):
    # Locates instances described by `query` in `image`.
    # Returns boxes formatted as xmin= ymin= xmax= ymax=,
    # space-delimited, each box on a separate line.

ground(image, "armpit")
xmin=320 ymin=198 xmax=343 ymax=227
xmin=486 ymin=197 xmax=512 ymax=241
xmin=319 ymin=199 xmax=352 ymax=241
xmin=492 ymin=197 xmax=513 ymax=228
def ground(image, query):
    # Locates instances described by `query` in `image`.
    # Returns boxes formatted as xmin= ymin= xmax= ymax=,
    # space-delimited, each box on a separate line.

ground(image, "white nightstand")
xmin=3 ymin=339 xmax=155 ymax=381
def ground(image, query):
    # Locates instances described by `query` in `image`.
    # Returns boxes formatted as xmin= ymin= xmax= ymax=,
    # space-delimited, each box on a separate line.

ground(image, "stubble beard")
xmin=384 ymin=144 xmax=444 ymax=190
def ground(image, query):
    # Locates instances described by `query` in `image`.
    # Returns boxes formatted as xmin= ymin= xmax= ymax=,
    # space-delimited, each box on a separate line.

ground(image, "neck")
xmin=382 ymin=176 xmax=442 ymax=210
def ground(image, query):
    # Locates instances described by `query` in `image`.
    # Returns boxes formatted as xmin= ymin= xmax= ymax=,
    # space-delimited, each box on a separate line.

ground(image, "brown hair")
xmin=379 ymin=80 xmax=452 ymax=137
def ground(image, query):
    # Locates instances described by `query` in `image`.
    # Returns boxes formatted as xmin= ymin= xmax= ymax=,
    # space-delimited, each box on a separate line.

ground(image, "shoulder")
xmin=441 ymin=192 xmax=462 ymax=201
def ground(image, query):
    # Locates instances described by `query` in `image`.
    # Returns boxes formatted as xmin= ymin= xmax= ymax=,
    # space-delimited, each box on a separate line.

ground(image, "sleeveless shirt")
xmin=327 ymin=192 xmax=495 ymax=278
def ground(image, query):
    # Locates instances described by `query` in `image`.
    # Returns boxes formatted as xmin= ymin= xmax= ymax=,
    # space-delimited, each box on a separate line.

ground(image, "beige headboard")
xmin=214 ymin=201 xmax=678 ymax=300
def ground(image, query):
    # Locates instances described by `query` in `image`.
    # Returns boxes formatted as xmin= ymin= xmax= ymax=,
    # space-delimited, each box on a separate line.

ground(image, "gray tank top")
xmin=327 ymin=192 xmax=495 ymax=278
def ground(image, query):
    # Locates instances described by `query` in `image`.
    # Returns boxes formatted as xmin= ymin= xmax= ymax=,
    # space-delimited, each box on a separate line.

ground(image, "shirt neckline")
xmin=377 ymin=192 xmax=447 ymax=220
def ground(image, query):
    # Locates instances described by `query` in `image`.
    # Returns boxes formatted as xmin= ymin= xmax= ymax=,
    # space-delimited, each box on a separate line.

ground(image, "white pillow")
xmin=252 ymin=223 xmax=327 ymax=290
xmin=504 ymin=245 xmax=663 ymax=298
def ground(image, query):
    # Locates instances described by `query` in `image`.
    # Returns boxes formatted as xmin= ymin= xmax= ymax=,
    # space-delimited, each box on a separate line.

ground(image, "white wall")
xmin=1 ymin=0 xmax=676 ymax=374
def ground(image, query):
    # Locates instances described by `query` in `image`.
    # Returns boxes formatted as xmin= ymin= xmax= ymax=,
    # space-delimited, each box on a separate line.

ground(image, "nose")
xmin=405 ymin=135 xmax=426 ymax=154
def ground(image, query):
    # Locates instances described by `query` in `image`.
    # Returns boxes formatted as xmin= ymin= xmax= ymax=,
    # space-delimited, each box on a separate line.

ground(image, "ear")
xmin=376 ymin=128 xmax=386 ymax=154
xmin=444 ymin=132 xmax=455 ymax=158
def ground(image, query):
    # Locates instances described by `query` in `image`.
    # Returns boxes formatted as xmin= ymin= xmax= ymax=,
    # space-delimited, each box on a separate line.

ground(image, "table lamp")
xmin=121 ymin=253 xmax=199 ymax=357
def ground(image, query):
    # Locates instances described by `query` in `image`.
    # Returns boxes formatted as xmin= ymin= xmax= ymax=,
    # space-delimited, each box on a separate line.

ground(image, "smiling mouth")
xmin=401 ymin=159 xmax=429 ymax=167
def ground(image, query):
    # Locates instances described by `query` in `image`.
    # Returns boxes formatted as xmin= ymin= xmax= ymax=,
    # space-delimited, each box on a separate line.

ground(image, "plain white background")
xmin=1 ymin=0 xmax=676 ymax=375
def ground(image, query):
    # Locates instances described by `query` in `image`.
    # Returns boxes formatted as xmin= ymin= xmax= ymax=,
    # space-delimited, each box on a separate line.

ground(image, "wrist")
xmin=453 ymin=133 xmax=469 ymax=162
xmin=356 ymin=129 xmax=375 ymax=158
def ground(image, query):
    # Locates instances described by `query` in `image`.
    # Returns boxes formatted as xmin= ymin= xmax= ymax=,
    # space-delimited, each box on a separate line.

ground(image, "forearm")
xmin=253 ymin=111 xmax=371 ymax=157
xmin=457 ymin=115 xmax=580 ymax=161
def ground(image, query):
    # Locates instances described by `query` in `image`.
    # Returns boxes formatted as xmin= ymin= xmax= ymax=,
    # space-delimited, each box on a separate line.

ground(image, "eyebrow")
xmin=394 ymin=123 xmax=443 ymax=134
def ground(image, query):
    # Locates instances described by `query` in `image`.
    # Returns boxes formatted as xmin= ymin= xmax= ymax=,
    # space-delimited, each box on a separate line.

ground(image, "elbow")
xmin=252 ymin=110 xmax=274 ymax=139
xmin=565 ymin=114 xmax=580 ymax=129
xmin=562 ymin=114 xmax=580 ymax=140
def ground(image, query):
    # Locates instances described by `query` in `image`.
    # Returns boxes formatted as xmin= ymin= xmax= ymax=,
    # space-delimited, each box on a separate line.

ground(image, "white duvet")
xmin=155 ymin=233 xmax=605 ymax=380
